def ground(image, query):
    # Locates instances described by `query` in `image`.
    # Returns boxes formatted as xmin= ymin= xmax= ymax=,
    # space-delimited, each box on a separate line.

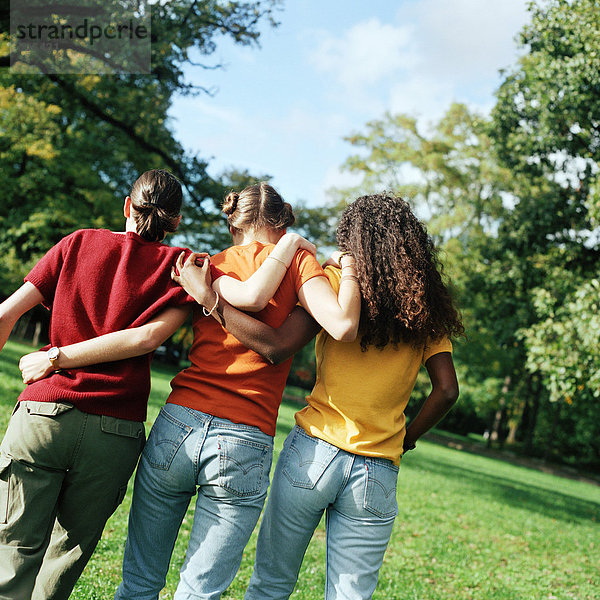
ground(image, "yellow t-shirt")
xmin=295 ymin=266 xmax=452 ymax=464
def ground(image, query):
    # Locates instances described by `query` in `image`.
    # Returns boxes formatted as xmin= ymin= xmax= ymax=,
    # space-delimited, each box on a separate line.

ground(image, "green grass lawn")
xmin=1 ymin=339 xmax=599 ymax=599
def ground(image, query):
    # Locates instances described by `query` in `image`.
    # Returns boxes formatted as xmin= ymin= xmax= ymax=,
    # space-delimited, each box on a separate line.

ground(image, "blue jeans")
xmin=246 ymin=426 xmax=399 ymax=600
xmin=114 ymin=403 xmax=273 ymax=600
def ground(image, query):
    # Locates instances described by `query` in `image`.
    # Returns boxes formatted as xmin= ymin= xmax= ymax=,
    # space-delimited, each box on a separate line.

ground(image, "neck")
xmin=125 ymin=217 xmax=138 ymax=233
xmin=234 ymin=227 xmax=283 ymax=246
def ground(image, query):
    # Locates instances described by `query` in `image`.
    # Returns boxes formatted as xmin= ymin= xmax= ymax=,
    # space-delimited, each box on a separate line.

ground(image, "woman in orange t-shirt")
xmin=21 ymin=182 xmax=361 ymax=599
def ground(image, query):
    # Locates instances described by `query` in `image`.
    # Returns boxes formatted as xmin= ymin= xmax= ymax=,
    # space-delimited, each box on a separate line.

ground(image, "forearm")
xmin=214 ymin=258 xmax=287 ymax=312
xmin=404 ymin=389 xmax=458 ymax=447
xmin=199 ymin=291 xmax=319 ymax=364
xmin=404 ymin=352 xmax=459 ymax=450
xmin=20 ymin=306 xmax=190 ymax=383
xmin=58 ymin=307 xmax=189 ymax=368
xmin=215 ymin=234 xmax=313 ymax=312
xmin=55 ymin=329 xmax=158 ymax=369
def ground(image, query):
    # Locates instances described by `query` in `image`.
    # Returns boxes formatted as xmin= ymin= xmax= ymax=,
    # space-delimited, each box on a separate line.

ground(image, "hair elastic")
xmin=267 ymin=254 xmax=288 ymax=268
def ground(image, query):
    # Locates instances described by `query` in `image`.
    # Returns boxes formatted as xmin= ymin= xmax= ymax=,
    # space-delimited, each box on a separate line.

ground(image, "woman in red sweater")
xmin=0 ymin=172 xmax=311 ymax=600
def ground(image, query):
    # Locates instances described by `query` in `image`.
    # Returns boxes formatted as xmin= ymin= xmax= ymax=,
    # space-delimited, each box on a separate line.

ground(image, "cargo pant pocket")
xmin=0 ymin=455 xmax=11 ymax=524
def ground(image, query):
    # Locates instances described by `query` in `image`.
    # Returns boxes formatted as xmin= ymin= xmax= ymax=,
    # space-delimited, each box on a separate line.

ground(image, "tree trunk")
xmin=32 ymin=321 xmax=42 ymax=347
xmin=489 ymin=375 xmax=511 ymax=448
xmin=543 ymin=401 xmax=561 ymax=463
xmin=523 ymin=375 xmax=541 ymax=455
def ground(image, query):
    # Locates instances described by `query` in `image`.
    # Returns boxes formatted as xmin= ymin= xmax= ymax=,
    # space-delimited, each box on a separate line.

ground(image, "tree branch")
xmin=46 ymin=73 xmax=208 ymax=210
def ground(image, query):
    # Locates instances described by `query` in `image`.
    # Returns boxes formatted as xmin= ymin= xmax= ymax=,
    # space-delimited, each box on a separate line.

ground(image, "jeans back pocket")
xmin=143 ymin=407 xmax=191 ymax=470
xmin=282 ymin=427 xmax=339 ymax=490
xmin=363 ymin=458 xmax=399 ymax=519
xmin=218 ymin=435 xmax=272 ymax=498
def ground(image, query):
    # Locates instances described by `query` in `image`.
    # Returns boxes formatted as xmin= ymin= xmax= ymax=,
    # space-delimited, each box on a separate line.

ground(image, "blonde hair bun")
xmin=222 ymin=191 xmax=240 ymax=215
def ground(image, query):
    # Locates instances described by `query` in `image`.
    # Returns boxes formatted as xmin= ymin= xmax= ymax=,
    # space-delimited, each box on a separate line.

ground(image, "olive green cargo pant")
xmin=0 ymin=401 xmax=145 ymax=600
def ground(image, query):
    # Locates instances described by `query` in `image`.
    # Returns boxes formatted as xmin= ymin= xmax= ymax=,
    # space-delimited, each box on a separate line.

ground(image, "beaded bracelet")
xmin=203 ymin=291 xmax=220 ymax=317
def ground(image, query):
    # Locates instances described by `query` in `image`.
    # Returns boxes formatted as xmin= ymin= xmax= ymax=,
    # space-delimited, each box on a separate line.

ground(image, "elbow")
xmin=133 ymin=328 xmax=163 ymax=355
xmin=0 ymin=308 xmax=17 ymax=335
xmin=266 ymin=349 xmax=290 ymax=366
xmin=248 ymin=291 xmax=272 ymax=312
xmin=439 ymin=382 xmax=459 ymax=408
xmin=257 ymin=345 xmax=290 ymax=366
xmin=238 ymin=293 xmax=269 ymax=313
xmin=330 ymin=320 xmax=359 ymax=343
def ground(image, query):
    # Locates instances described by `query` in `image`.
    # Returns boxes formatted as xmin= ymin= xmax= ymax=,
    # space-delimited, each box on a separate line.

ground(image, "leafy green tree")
xmin=327 ymin=0 xmax=600 ymax=468
xmin=488 ymin=0 xmax=600 ymax=463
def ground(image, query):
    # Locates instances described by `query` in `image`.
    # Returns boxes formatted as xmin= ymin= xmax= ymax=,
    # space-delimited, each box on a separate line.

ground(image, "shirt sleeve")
xmin=422 ymin=337 xmax=453 ymax=365
xmin=210 ymin=263 xmax=225 ymax=281
xmin=323 ymin=265 xmax=342 ymax=293
xmin=24 ymin=233 xmax=75 ymax=307
xmin=290 ymin=250 xmax=327 ymax=294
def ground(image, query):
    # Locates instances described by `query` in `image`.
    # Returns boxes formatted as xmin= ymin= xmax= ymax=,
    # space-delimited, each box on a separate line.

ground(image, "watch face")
xmin=48 ymin=347 xmax=60 ymax=361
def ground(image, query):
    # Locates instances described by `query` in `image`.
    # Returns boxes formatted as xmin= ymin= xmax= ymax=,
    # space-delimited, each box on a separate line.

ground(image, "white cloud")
xmin=309 ymin=18 xmax=415 ymax=90
xmin=403 ymin=0 xmax=529 ymax=81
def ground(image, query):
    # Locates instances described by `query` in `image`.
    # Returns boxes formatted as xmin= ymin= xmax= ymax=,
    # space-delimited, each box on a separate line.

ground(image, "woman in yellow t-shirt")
xmin=227 ymin=193 xmax=464 ymax=600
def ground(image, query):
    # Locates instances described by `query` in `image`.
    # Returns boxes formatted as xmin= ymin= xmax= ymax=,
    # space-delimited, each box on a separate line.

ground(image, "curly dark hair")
xmin=336 ymin=193 xmax=464 ymax=350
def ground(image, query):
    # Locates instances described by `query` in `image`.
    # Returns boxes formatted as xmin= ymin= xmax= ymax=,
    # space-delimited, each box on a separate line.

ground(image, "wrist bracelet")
xmin=267 ymin=254 xmax=288 ymax=268
xmin=203 ymin=291 xmax=220 ymax=316
xmin=339 ymin=275 xmax=359 ymax=285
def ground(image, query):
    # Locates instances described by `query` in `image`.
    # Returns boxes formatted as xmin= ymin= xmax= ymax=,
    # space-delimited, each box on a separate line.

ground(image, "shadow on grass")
xmin=407 ymin=454 xmax=600 ymax=524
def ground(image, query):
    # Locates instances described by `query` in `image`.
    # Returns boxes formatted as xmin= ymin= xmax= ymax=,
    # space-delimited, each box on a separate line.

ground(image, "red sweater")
xmin=20 ymin=229 xmax=199 ymax=421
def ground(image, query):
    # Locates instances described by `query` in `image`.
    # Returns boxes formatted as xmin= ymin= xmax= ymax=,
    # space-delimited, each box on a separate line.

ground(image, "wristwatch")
xmin=47 ymin=346 xmax=60 ymax=369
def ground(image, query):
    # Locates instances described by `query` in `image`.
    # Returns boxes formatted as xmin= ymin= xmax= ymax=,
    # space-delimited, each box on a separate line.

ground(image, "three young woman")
xmin=0 ymin=172 xmax=313 ymax=600
xmin=12 ymin=184 xmax=463 ymax=599
xmin=18 ymin=181 xmax=361 ymax=599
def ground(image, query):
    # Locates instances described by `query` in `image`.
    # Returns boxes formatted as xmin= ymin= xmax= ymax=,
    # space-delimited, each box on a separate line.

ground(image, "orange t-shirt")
xmin=167 ymin=241 xmax=326 ymax=436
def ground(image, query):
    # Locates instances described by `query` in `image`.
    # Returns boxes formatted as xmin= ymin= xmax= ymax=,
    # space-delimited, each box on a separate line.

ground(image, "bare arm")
xmin=177 ymin=233 xmax=317 ymax=312
xmin=214 ymin=303 xmax=321 ymax=365
xmin=402 ymin=352 xmax=459 ymax=452
xmin=20 ymin=306 xmax=190 ymax=383
xmin=297 ymin=253 xmax=361 ymax=342
xmin=172 ymin=265 xmax=321 ymax=364
xmin=0 ymin=282 xmax=45 ymax=351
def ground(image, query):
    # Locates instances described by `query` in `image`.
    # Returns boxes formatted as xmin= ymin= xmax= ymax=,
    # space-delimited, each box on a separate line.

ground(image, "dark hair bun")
xmin=222 ymin=191 xmax=240 ymax=216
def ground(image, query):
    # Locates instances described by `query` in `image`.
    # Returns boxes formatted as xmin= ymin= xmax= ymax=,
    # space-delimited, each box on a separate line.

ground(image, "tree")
xmin=489 ymin=0 xmax=600 ymax=463
xmin=0 ymin=1 xmax=281 ymax=296
xmin=326 ymin=0 xmax=600 ymax=468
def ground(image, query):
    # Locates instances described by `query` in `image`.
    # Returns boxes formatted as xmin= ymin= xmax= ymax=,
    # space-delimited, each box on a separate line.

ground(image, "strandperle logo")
xmin=9 ymin=0 xmax=151 ymax=74
xmin=15 ymin=19 xmax=149 ymax=47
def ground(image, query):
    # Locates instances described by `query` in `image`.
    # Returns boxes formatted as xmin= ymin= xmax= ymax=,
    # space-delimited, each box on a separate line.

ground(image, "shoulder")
xmin=423 ymin=336 xmax=453 ymax=363
xmin=65 ymin=228 xmax=117 ymax=246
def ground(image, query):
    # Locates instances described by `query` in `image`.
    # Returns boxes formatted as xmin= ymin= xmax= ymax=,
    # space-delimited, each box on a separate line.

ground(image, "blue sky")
xmin=169 ymin=0 xmax=530 ymax=207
